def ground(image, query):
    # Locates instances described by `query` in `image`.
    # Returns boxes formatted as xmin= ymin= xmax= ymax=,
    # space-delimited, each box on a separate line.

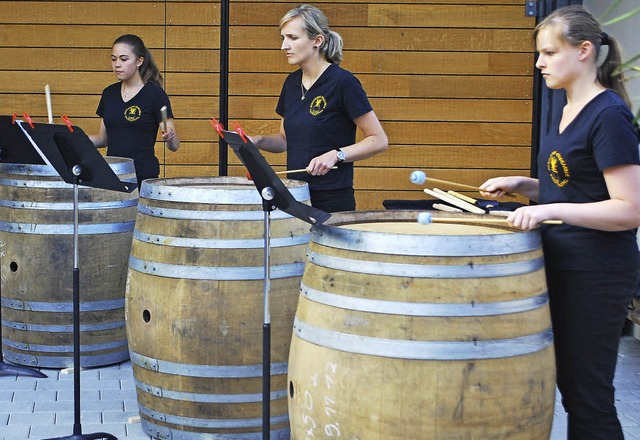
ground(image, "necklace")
xmin=300 ymin=63 xmax=330 ymax=101
xmin=123 ymin=79 xmax=143 ymax=99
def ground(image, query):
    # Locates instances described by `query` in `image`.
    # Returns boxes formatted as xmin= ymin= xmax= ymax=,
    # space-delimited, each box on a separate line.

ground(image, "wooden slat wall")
xmin=0 ymin=0 xmax=535 ymax=210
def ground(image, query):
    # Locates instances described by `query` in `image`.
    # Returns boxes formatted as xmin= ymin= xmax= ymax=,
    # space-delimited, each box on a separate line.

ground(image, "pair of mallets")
xmin=410 ymin=170 xmax=561 ymax=225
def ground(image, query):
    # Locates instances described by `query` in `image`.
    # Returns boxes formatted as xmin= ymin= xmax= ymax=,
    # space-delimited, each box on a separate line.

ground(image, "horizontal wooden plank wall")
xmin=0 ymin=0 xmax=535 ymax=210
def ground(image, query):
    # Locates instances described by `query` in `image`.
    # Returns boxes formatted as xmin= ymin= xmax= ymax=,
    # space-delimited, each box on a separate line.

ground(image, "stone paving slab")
xmin=1 ymin=335 xmax=639 ymax=439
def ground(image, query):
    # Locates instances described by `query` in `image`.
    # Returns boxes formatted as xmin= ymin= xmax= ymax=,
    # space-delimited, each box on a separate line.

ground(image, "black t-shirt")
xmin=96 ymin=82 xmax=173 ymax=179
xmin=538 ymin=90 xmax=640 ymax=271
xmin=276 ymin=64 xmax=373 ymax=190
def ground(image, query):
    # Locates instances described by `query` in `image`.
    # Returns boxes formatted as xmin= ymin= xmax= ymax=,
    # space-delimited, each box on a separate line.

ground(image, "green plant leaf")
xmin=601 ymin=0 xmax=625 ymax=21
xmin=603 ymin=7 xmax=640 ymax=26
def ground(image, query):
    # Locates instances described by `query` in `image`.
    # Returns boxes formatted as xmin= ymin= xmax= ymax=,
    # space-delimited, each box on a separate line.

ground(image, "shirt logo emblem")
xmin=547 ymin=150 xmax=570 ymax=187
xmin=309 ymin=96 xmax=327 ymax=116
xmin=124 ymin=106 xmax=142 ymax=122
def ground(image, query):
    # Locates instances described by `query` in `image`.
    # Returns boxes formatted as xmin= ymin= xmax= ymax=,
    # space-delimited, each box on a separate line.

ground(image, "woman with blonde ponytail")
xmin=250 ymin=4 xmax=388 ymax=212
xmin=89 ymin=34 xmax=180 ymax=188
xmin=480 ymin=6 xmax=640 ymax=439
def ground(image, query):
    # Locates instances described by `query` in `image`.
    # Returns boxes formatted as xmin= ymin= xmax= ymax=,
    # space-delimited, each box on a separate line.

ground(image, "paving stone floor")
xmin=1 ymin=333 xmax=639 ymax=439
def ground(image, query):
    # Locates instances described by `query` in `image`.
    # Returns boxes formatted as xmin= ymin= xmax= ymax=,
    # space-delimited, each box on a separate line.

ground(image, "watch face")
xmin=337 ymin=150 xmax=345 ymax=161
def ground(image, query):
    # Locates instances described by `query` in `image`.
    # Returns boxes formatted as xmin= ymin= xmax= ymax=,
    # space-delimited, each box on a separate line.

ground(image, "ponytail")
xmin=597 ymin=33 xmax=631 ymax=108
xmin=280 ymin=4 xmax=343 ymax=65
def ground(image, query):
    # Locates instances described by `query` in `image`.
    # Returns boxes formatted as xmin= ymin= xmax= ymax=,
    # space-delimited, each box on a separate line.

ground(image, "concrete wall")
xmin=584 ymin=0 xmax=640 ymax=113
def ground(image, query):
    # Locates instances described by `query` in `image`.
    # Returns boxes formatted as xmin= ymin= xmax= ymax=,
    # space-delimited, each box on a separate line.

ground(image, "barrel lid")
xmin=311 ymin=210 xmax=541 ymax=257
xmin=139 ymin=176 xmax=310 ymax=204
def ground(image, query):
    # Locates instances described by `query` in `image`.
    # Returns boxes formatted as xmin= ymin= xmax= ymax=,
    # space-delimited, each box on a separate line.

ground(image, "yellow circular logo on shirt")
xmin=547 ymin=150 xmax=570 ymax=187
xmin=309 ymin=96 xmax=327 ymax=116
xmin=124 ymin=106 xmax=142 ymax=122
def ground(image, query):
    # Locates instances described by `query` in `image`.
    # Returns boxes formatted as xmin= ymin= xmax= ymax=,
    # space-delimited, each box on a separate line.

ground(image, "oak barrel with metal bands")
xmin=0 ymin=158 xmax=137 ymax=368
xmin=288 ymin=210 xmax=555 ymax=440
xmin=126 ymin=176 xmax=311 ymax=440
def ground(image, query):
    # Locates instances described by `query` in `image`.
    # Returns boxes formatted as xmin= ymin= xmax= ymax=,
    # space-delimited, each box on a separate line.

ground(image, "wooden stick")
xmin=424 ymin=188 xmax=486 ymax=214
xmin=429 ymin=217 xmax=562 ymax=225
xmin=446 ymin=189 xmax=478 ymax=205
xmin=45 ymin=84 xmax=53 ymax=124
xmin=432 ymin=203 xmax=463 ymax=213
xmin=275 ymin=166 xmax=337 ymax=175
xmin=425 ymin=176 xmax=484 ymax=192
xmin=425 ymin=176 xmax=516 ymax=199
xmin=160 ymin=106 xmax=168 ymax=132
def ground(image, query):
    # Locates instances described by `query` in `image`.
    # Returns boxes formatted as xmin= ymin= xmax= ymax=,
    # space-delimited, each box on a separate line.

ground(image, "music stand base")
xmin=42 ymin=432 xmax=117 ymax=440
xmin=0 ymin=360 xmax=47 ymax=378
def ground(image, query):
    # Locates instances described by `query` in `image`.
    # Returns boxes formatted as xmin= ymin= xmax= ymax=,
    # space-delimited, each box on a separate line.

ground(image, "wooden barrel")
xmin=126 ymin=176 xmax=311 ymax=440
xmin=0 ymin=157 xmax=138 ymax=368
xmin=288 ymin=210 xmax=556 ymax=440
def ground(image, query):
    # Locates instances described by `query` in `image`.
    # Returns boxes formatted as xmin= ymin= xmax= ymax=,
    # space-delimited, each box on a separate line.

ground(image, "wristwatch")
xmin=335 ymin=148 xmax=345 ymax=163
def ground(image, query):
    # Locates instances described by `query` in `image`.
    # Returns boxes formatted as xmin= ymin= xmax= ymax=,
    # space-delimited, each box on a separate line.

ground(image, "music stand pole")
xmin=218 ymin=128 xmax=331 ymax=439
xmin=43 ymin=167 xmax=116 ymax=440
xmin=260 ymin=189 xmax=275 ymax=439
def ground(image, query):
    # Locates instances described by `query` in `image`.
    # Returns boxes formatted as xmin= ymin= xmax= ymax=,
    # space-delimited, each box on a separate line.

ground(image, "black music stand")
xmin=221 ymin=129 xmax=330 ymax=439
xmin=6 ymin=116 xmax=135 ymax=440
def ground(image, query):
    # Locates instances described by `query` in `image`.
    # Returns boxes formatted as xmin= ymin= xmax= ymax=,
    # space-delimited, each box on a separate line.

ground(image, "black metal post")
xmin=219 ymin=0 xmax=230 ymax=176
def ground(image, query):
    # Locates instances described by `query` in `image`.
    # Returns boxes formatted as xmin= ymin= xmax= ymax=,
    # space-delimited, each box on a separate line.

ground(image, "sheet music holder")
xmin=3 ymin=117 xmax=136 ymax=193
xmin=222 ymin=129 xmax=330 ymax=225
xmin=0 ymin=115 xmax=47 ymax=164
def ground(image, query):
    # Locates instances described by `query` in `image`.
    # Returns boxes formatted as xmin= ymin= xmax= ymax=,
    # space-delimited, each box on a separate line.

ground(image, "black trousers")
xmin=546 ymin=267 xmax=637 ymax=440
xmin=310 ymin=187 xmax=355 ymax=213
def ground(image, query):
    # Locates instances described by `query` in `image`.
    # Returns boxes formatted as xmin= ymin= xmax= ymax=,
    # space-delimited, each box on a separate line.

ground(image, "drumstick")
xmin=160 ymin=106 xmax=168 ymax=132
xmin=410 ymin=170 xmax=515 ymax=198
xmin=446 ymin=189 xmax=478 ymax=205
xmin=45 ymin=84 xmax=53 ymax=124
xmin=432 ymin=203 xmax=463 ymax=213
xmin=417 ymin=212 xmax=562 ymax=225
xmin=275 ymin=166 xmax=337 ymax=175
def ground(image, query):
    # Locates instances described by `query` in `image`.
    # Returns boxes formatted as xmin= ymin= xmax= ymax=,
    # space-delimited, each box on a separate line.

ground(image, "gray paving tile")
xmin=102 ymin=410 xmax=142 ymax=424
xmin=2 ymin=379 xmax=37 ymax=391
xmin=55 ymin=368 xmax=101 ymax=381
xmin=35 ymin=378 xmax=75 ymax=391
xmin=9 ymin=412 xmax=54 ymax=425
xmin=624 ymin=424 xmax=640 ymax=440
xmin=100 ymin=389 xmax=138 ymax=401
xmin=34 ymin=401 xmax=74 ymax=413
xmin=28 ymin=424 xmax=75 ymax=439
xmin=54 ymin=410 xmax=103 ymax=425
xmin=0 ymin=392 xmax=12 ymax=403
xmin=0 ymin=424 xmax=30 ymax=440
xmin=55 ymin=389 xmax=100 ymax=401
xmin=3 ymin=401 xmax=34 ymax=413
xmin=13 ymin=390 xmax=56 ymax=402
